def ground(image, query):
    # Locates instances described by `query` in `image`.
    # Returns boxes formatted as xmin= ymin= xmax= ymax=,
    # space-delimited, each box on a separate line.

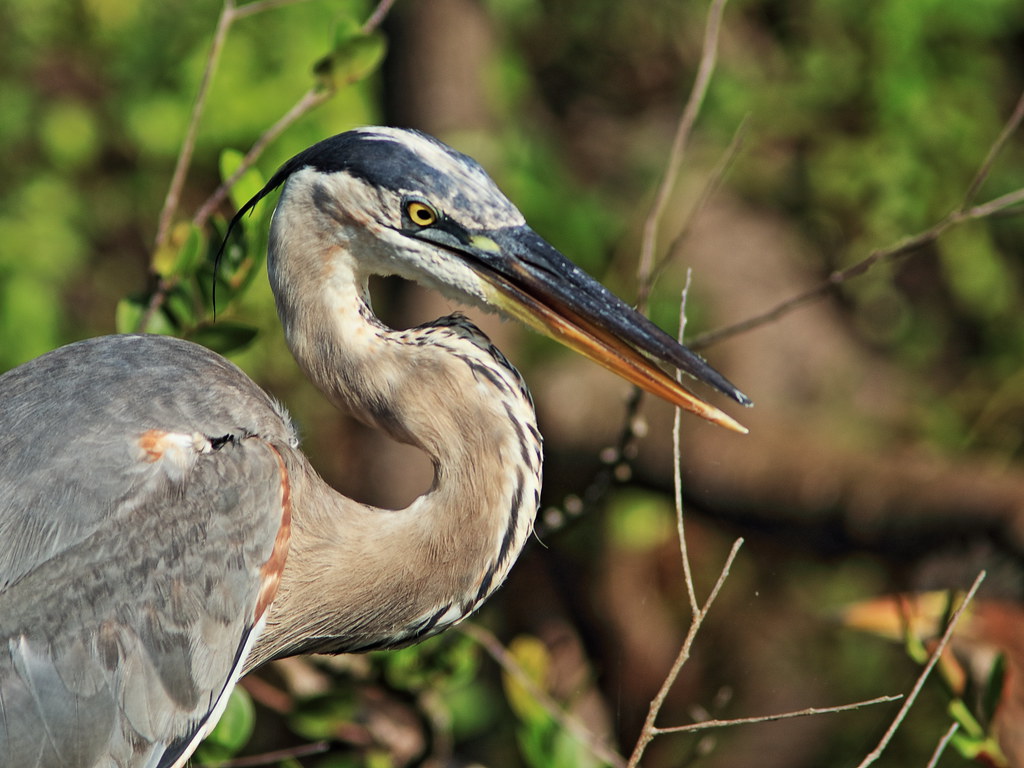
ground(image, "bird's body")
xmin=0 ymin=320 xmax=537 ymax=767
xmin=0 ymin=127 xmax=747 ymax=767
xmin=0 ymin=336 xmax=291 ymax=767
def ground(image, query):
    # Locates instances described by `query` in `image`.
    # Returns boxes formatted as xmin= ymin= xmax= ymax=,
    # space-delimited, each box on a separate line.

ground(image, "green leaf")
xmin=115 ymin=296 xmax=177 ymax=336
xmin=312 ymin=18 xmax=386 ymax=91
xmin=502 ymin=635 xmax=551 ymax=726
xmin=606 ymin=490 xmax=673 ymax=552
xmin=153 ymin=222 xmax=205 ymax=278
xmin=949 ymin=730 xmax=1007 ymax=765
xmin=516 ymin=717 xmax=555 ymax=768
xmin=164 ymin=286 xmax=198 ymax=329
xmin=948 ymin=698 xmax=985 ymax=739
xmin=289 ymin=690 xmax=358 ymax=741
xmin=902 ymin=623 xmax=930 ymax=666
xmin=173 ymin=224 xmax=205 ymax=276
xmin=195 ymin=688 xmax=253 ymax=761
xmin=115 ymin=297 xmax=145 ymax=334
xmin=187 ymin=321 xmax=259 ymax=355
xmin=219 ymin=149 xmax=267 ymax=214
xmin=981 ymin=652 xmax=1008 ymax=727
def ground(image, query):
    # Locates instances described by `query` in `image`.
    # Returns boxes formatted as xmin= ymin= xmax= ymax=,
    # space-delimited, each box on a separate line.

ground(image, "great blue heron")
xmin=0 ymin=127 xmax=749 ymax=767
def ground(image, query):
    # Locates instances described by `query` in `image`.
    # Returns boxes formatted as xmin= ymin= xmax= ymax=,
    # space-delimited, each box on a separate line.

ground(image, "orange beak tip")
xmin=693 ymin=403 xmax=749 ymax=435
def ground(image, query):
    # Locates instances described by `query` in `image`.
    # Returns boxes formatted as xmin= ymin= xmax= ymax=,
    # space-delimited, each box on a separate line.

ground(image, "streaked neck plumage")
xmin=247 ymin=178 xmax=541 ymax=668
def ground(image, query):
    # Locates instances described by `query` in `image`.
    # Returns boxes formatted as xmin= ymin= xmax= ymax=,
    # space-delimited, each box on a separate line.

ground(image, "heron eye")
xmin=406 ymin=201 xmax=438 ymax=227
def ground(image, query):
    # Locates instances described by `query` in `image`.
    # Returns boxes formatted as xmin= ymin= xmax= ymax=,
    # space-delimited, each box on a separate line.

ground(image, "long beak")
xmin=458 ymin=226 xmax=751 ymax=434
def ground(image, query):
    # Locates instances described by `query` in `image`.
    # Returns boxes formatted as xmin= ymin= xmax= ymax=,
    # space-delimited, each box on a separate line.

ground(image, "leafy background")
xmin=2 ymin=0 xmax=1024 ymax=766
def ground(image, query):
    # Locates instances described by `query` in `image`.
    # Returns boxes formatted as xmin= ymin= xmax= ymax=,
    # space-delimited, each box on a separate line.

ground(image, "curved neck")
xmin=247 ymin=211 xmax=541 ymax=668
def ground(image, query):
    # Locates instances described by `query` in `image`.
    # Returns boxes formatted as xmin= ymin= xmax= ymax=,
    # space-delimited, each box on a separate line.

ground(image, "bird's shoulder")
xmin=0 ymin=334 xmax=298 ymax=767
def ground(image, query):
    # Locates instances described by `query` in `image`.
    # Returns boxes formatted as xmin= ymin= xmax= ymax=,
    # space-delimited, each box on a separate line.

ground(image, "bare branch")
xmin=192 ymin=0 xmax=399 ymax=229
xmin=626 ymin=537 xmax=744 ymax=768
xmin=651 ymin=117 xmax=749 ymax=293
xmin=192 ymin=86 xmax=333 ymax=229
xmin=541 ymin=0 xmax=736 ymax=535
xmin=689 ymin=85 xmax=1024 ymax=352
xmin=222 ymin=740 xmax=330 ymax=767
xmin=964 ymin=185 xmax=1024 ymax=220
xmin=635 ymin=0 xmax=729 ymax=312
xmin=924 ymin=722 xmax=960 ymax=768
xmin=962 ymin=86 xmax=1024 ymax=209
xmin=854 ymin=570 xmax=986 ymax=768
xmin=362 ymin=0 xmax=398 ymax=32
xmin=653 ymin=695 xmax=901 ymax=735
xmin=232 ymin=0 xmax=308 ymax=21
xmin=154 ymin=0 xmax=237 ymax=253
xmin=460 ymin=623 xmax=627 ymax=768
xmin=673 ymin=272 xmax=699 ymax=613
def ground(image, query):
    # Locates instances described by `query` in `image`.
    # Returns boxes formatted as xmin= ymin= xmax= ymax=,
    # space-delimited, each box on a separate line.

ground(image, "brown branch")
xmin=232 ymin=0 xmax=308 ymax=21
xmin=540 ymin=0 xmax=735 ymax=536
xmin=653 ymin=695 xmax=901 ymax=736
xmin=460 ymin=623 xmax=627 ymax=768
xmin=673 ymin=272 xmax=699 ymax=614
xmin=221 ymin=741 xmax=330 ymax=767
xmin=635 ymin=0 xmax=729 ymax=312
xmin=689 ymin=86 xmax=1024 ymax=351
xmin=925 ymin=722 xmax=960 ymax=768
xmin=965 ymin=185 xmax=1024 ymax=220
xmin=192 ymin=0 xmax=399 ymax=230
xmin=141 ymin=0 xmax=398 ymax=332
xmin=687 ymin=190 xmax=1024 ymax=351
xmin=650 ymin=116 xmax=749 ymax=294
xmin=362 ymin=0 xmax=398 ymax=32
xmin=962 ymin=86 xmax=1024 ymax=209
xmin=192 ymin=86 xmax=334 ymax=229
xmin=854 ymin=570 xmax=986 ymax=768
xmin=626 ymin=536 xmax=744 ymax=768
xmin=153 ymin=0 xmax=237 ymax=254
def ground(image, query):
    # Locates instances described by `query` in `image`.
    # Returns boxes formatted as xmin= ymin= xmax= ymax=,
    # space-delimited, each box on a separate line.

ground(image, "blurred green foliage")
xmin=0 ymin=0 xmax=379 ymax=370
xmin=502 ymin=635 xmax=608 ymax=768
xmin=709 ymin=0 xmax=1024 ymax=451
xmin=195 ymin=687 xmax=258 ymax=766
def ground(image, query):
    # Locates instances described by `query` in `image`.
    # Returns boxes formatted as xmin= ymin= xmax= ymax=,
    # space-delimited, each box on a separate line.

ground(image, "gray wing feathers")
xmin=0 ymin=335 xmax=297 ymax=767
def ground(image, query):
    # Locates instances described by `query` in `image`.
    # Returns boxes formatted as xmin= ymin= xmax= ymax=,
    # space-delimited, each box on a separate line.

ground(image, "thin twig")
xmin=962 ymin=86 xmax=1024 ymax=209
xmin=673 ymin=271 xmax=699 ymax=614
xmin=460 ymin=623 xmax=626 ymax=768
xmin=925 ymin=722 xmax=960 ymax=768
xmin=139 ymin=0 xmax=240 ymax=333
xmin=221 ymin=740 xmax=330 ymax=767
xmin=232 ymin=0 xmax=308 ymax=21
xmin=650 ymin=116 xmax=749 ymax=294
xmin=540 ymin=0 xmax=734 ymax=536
xmin=635 ymin=0 xmax=729 ymax=311
xmin=965 ymin=186 xmax=1024 ymax=220
xmin=154 ymin=0 xmax=237 ymax=253
xmin=689 ymin=186 xmax=1024 ymax=350
xmin=144 ymin=0 xmax=322 ymax=333
xmin=855 ymin=570 xmax=986 ymax=768
xmin=192 ymin=0 xmax=398 ymax=229
xmin=192 ymin=87 xmax=333 ymax=228
xmin=653 ymin=695 xmax=901 ymax=735
xmin=626 ymin=537 xmax=744 ymax=768
xmin=689 ymin=84 xmax=1024 ymax=352
xmin=144 ymin=0 xmax=397 ymax=332
xmin=362 ymin=0 xmax=398 ymax=32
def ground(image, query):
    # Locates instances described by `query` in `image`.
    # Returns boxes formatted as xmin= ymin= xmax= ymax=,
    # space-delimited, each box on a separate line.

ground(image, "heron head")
xmin=227 ymin=127 xmax=751 ymax=432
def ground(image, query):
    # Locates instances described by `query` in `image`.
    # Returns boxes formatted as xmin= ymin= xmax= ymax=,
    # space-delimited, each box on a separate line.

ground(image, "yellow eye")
xmin=406 ymin=201 xmax=438 ymax=227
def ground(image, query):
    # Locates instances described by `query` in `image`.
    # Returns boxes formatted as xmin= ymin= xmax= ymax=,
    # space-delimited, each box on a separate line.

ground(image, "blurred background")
xmin=2 ymin=0 xmax=1024 ymax=765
